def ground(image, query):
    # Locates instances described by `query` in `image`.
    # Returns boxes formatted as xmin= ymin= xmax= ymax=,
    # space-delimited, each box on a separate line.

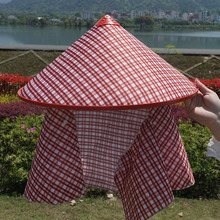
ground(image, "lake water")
xmin=0 ymin=25 xmax=220 ymax=49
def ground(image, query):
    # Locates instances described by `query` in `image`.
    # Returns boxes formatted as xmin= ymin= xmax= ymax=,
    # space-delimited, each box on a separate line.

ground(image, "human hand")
xmin=184 ymin=78 xmax=220 ymax=141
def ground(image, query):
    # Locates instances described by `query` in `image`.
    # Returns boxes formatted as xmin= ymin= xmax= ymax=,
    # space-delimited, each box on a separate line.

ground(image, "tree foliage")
xmin=1 ymin=0 xmax=220 ymax=15
xmin=134 ymin=15 xmax=154 ymax=29
xmin=174 ymin=122 xmax=220 ymax=199
xmin=0 ymin=114 xmax=44 ymax=194
xmin=0 ymin=113 xmax=219 ymax=198
xmin=134 ymin=15 xmax=154 ymax=25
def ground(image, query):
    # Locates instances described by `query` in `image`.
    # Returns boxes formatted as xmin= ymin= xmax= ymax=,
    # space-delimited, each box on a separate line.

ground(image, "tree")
xmin=94 ymin=12 xmax=102 ymax=19
xmin=39 ymin=18 xmax=49 ymax=26
xmin=49 ymin=12 xmax=59 ymax=19
xmin=0 ymin=11 xmax=5 ymax=19
xmin=134 ymin=15 xmax=154 ymax=29
xmin=118 ymin=17 xmax=133 ymax=26
xmin=74 ymin=12 xmax=81 ymax=18
xmin=0 ymin=12 xmax=5 ymax=24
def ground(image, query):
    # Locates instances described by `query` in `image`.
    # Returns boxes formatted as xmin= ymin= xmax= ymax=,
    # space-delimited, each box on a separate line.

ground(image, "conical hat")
xmin=18 ymin=15 xmax=198 ymax=110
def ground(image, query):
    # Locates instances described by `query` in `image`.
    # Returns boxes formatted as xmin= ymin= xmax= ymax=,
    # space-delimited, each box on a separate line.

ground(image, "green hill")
xmin=0 ymin=0 xmax=220 ymax=15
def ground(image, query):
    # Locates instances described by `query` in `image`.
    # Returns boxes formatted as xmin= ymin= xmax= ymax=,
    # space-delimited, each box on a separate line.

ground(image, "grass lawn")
xmin=0 ymin=50 xmax=219 ymax=220
xmin=0 ymin=50 xmax=61 ymax=76
xmin=0 ymin=195 xmax=219 ymax=220
xmin=1 ymin=50 xmax=220 ymax=79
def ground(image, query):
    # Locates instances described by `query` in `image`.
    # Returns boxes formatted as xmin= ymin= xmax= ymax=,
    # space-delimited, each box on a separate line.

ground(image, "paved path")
xmin=152 ymin=48 xmax=220 ymax=55
xmin=0 ymin=44 xmax=69 ymax=51
xmin=0 ymin=44 xmax=220 ymax=55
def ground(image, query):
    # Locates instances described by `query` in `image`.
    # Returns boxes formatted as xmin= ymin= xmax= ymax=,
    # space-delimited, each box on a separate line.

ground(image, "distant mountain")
xmin=1 ymin=0 xmax=220 ymax=15
xmin=0 ymin=0 xmax=11 ymax=3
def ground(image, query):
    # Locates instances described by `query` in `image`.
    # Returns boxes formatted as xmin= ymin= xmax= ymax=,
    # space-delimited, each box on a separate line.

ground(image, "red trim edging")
xmin=18 ymin=87 xmax=198 ymax=111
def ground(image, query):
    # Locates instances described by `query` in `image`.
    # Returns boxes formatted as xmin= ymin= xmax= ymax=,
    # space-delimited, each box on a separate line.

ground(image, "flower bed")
xmin=0 ymin=74 xmax=44 ymax=120
xmin=1 ymin=73 xmax=219 ymax=95
xmin=189 ymin=78 xmax=220 ymax=94
xmin=0 ymin=73 xmax=219 ymax=198
xmin=0 ymin=102 xmax=45 ymax=121
xmin=0 ymin=73 xmax=33 ymax=95
xmin=0 ymin=73 xmax=219 ymax=123
xmin=1 ymin=73 xmax=219 ymax=123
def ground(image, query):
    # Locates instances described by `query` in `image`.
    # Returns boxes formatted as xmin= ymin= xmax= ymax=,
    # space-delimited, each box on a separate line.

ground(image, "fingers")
xmin=184 ymin=96 xmax=195 ymax=116
xmin=194 ymin=78 xmax=212 ymax=95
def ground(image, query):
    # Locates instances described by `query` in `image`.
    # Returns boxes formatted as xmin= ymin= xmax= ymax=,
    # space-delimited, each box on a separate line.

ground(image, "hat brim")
xmin=18 ymin=87 xmax=198 ymax=111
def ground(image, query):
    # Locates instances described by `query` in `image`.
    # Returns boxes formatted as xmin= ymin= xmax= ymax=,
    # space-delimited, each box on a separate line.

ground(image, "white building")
xmin=165 ymin=12 xmax=172 ymax=20
xmin=8 ymin=15 xmax=17 ymax=20
xmin=210 ymin=13 xmax=220 ymax=23
xmin=158 ymin=10 xmax=165 ymax=19
xmin=181 ymin=13 xmax=189 ymax=21
xmin=130 ymin=10 xmax=145 ymax=19
xmin=81 ymin=12 xmax=94 ymax=20
xmin=37 ymin=17 xmax=44 ymax=20
xmin=171 ymin=10 xmax=179 ymax=20
xmin=151 ymin=10 xmax=158 ymax=18
xmin=50 ymin=18 xmax=62 ymax=23
xmin=199 ymin=11 xmax=207 ymax=22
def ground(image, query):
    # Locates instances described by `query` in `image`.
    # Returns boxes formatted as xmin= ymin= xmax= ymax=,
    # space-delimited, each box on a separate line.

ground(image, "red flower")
xmin=0 ymin=73 xmax=33 ymax=95
xmin=189 ymin=78 xmax=220 ymax=93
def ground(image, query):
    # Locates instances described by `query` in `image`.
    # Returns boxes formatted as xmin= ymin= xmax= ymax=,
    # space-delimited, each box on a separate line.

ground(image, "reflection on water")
xmin=0 ymin=25 xmax=220 ymax=49
xmin=129 ymin=29 xmax=220 ymax=49
xmin=0 ymin=25 xmax=88 ymax=45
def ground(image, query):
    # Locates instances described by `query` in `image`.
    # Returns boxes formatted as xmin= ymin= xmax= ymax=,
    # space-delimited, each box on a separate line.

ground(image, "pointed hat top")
xmin=96 ymin=15 xmax=120 ymax=27
xmin=18 ymin=15 xmax=197 ymax=110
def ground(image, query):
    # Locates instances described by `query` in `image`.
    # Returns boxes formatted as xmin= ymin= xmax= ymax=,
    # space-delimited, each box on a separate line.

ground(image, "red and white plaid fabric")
xmin=24 ymin=109 xmax=85 ymax=204
xmin=115 ymin=106 xmax=194 ymax=219
xmin=24 ymin=105 xmax=194 ymax=219
xmin=22 ymin=15 xmax=195 ymax=219
xmin=18 ymin=16 xmax=197 ymax=110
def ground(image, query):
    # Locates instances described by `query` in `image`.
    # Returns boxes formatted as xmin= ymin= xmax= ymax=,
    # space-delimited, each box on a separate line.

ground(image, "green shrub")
xmin=85 ymin=187 xmax=108 ymax=198
xmin=1 ymin=115 xmax=220 ymax=199
xmin=0 ymin=114 xmax=44 ymax=194
xmin=0 ymin=94 xmax=20 ymax=103
xmin=174 ymin=122 xmax=220 ymax=199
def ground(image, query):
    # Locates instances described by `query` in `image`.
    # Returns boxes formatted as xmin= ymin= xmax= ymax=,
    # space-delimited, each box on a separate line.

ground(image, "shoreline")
xmin=1 ymin=22 xmax=220 ymax=30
